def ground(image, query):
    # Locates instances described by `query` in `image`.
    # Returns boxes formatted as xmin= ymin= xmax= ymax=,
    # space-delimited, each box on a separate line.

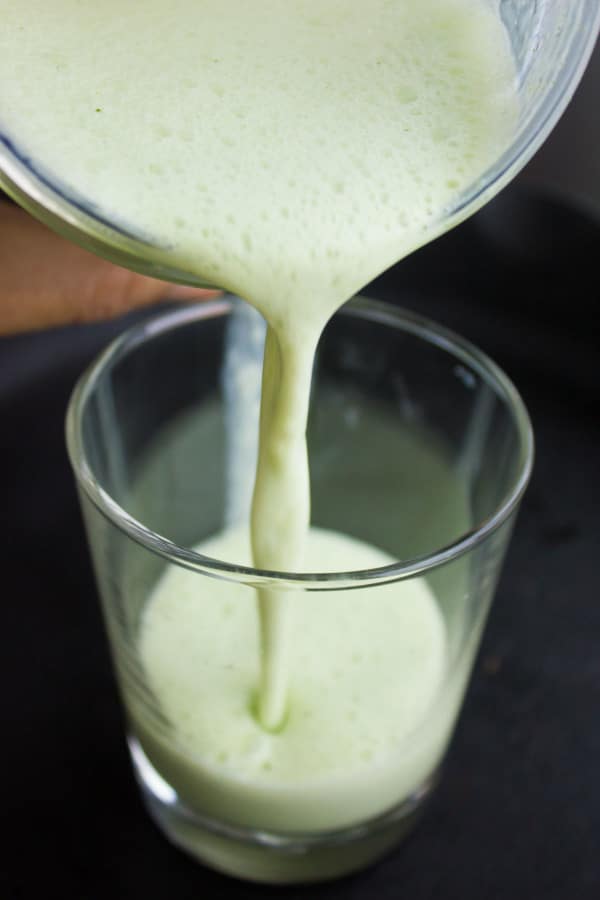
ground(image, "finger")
xmin=0 ymin=204 xmax=219 ymax=335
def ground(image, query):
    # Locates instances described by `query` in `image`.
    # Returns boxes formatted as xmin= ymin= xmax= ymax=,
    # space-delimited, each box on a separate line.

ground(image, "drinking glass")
xmin=66 ymin=297 xmax=533 ymax=883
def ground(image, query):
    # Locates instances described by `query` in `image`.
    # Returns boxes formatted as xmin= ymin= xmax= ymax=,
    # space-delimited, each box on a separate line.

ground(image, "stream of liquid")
xmin=1 ymin=0 xmax=517 ymax=774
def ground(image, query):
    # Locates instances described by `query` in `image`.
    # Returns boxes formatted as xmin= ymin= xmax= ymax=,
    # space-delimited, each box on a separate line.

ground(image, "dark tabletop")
xmin=1 ymin=186 xmax=599 ymax=900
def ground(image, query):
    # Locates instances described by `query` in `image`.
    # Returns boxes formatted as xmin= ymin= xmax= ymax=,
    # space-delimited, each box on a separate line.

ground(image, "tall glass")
xmin=66 ymin=297 xmax=533 ymax=884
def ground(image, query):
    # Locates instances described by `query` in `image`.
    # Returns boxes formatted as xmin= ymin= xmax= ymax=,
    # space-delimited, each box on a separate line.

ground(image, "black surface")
xmin=1 ymin=187 xmax=599 ymax=899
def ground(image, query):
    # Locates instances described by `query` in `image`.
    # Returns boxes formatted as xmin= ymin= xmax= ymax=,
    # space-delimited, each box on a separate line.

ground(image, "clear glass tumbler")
xmin=66 ymin=297 xmax=533 ymax=884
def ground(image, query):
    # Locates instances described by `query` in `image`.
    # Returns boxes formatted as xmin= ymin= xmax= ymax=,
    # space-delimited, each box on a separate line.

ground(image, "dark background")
xmin=1 ymin=44 xmax=599 ymax=900
xmin=2 ymin=182 xmax=599 ymax=900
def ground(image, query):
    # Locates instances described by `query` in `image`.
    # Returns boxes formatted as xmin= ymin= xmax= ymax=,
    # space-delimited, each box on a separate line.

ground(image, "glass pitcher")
xmin=0 ymin=1 xmax=598 ymax=288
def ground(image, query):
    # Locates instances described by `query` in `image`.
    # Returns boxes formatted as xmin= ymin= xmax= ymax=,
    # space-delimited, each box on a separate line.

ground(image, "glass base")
xmin=129 ymin=737 xmax=439 ymax=884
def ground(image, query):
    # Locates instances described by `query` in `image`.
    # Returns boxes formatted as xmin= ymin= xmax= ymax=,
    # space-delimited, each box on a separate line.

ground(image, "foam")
xmin=0 ymin=0 xmax=517 ymax=327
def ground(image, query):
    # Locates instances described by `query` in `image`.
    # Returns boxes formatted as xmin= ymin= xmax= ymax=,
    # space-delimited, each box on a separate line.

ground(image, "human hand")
xmin=0 ymin=203 xmax=218 ymax=335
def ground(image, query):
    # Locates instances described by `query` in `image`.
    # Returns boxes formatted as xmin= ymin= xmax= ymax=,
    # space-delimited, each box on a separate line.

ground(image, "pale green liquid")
xmin=127 ymin=392 xmax=474 ymax=840
xmin=139 ymin=527 xmax=447 ymax=831
xmin=0 ymin=0 xmax=518 ymax=839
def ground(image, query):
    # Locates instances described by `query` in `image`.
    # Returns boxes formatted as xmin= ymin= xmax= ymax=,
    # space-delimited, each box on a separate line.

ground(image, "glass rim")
xmin=66 ymin=297 xmax=534 ymax=589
